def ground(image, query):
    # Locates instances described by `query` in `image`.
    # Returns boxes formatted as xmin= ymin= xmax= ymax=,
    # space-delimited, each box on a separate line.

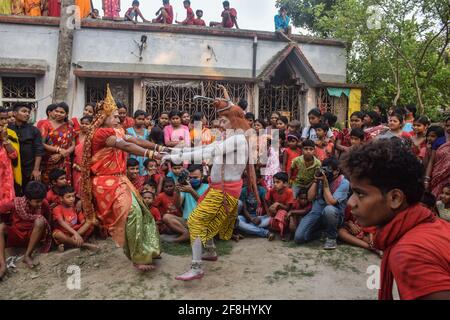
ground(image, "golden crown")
xmin=99 ymin=84 xmax=117 ymax=117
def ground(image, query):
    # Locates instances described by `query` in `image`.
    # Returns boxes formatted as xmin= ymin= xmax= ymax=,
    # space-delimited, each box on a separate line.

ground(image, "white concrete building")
xmin=0 ymin=15 xmax=362 ymax=124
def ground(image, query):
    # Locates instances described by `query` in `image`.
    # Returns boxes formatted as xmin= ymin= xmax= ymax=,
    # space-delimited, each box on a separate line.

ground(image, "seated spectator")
xmin=338 ymin=206 xmax=380 ymax=256
xmin=294 ymin=157 xmax=350 ymax=250
xmin=323 ymin=112 xmax=340 ymax=140
xmin=436 ymin=183 xmax=450 ymax=221
xmin=210 ymin=1 xmax=239 ymax=29
xmin=0 ymin=182 xmax=52 ymax=280
xmin=153 ymin=0 xmax=173 ymax=24
xmin=176 ymin=0 xmax=195 ymax=25
xmin=266 ymin=172 xmax=295 ymax=241
xmin=193 ymin=9 xmax=206 ymax=26
xmin=144 ymin=159 xmax=163 ymax=194
xmin=287 ymin=120 xmax=301 ymax=136
xmin=127 ymin=158 xmax=145 ymax=192
xmin=90 ymin=8 xmax=100 ymax=19
xmin=314 ymin=123 xmax=334 ymax=161
xmin=124 ymin=0 xmax=149 ymax=23
xmin=274 ymin=6 xmax=292 ymax=35
xmin=167 ymin=161 xmax=184 ymax=184
xmin=46 ymin=168 xmax=68 ymax=208
xmin=290 ymin=139 xmax=321 ymax=198
xmin=141 ymin=191 xmax=162 ymax=224
xmin=349 ymin=128 xmax=365 ymax=148
xmin=336 ymin=111 xmax=365 ymax=156
xmin=282 ymin=133 xmax=301 ymax=174
xmin=154 ymin=177 xmax=183 ymax=241
xmin=287 ymin=193 xmax=312 ymax=239
xmin=52 ymin=186 xmax=96 ymax=252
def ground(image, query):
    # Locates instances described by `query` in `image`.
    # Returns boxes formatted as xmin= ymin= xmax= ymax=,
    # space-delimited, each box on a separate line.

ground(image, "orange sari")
xmin=24 ymin=0 xmax=41 ymax=16
xmin=75 ymin=0 xmax=90 ymax=18
xmin=90 ymin=127 xmax=160 ymax=264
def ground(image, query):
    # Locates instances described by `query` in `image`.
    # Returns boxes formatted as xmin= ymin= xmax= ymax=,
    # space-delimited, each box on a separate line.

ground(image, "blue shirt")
xmin=167 ymin=171 xmax=179 ymax=184
xmin=126 ymin=127 xmax=150 ymax=176
xmin=180 ymin=183 xmax=209 ymax=220
xmin=274 ymin=14 xmax=290 ymax=31
xmin=239 ymin=186 xmax=267 ymax=216
xmin=315 ymin=176 xmax=350 ymax=212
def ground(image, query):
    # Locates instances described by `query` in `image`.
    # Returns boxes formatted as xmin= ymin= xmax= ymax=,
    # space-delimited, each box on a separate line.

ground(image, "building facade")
xmin=0 ymin=16 xmax=362 ymax=125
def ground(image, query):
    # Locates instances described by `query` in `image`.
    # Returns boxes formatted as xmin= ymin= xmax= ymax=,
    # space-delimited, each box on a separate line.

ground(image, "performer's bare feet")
xmin=133 ymin=263 xmax=156 ymax=272
xmin=23 ymin=255 xmax=38 ymax=269
xmin=175 ymin=263 xmax=204 ymax=281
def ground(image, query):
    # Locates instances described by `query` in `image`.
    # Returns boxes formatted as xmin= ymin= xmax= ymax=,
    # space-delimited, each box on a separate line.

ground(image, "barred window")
xmin=0 ymin=76 xmax=36 ymax=109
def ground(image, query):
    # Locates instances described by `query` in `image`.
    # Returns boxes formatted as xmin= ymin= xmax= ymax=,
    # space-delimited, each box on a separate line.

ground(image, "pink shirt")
xmin=164 ymin=125 xmax=191 ymax=147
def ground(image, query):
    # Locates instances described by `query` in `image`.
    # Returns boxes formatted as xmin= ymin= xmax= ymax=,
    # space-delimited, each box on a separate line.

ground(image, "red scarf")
xmin=374 ymin=204 xmax=435 ymax=300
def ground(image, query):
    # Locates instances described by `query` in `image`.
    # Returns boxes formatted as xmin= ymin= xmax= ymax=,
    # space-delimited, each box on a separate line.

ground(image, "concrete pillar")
xmin=52 ymin=0 xmax=76 ymax=104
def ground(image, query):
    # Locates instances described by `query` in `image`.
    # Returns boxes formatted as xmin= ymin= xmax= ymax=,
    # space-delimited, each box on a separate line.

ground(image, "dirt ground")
xmin=0 ymin=237 xmax=382 ymax=300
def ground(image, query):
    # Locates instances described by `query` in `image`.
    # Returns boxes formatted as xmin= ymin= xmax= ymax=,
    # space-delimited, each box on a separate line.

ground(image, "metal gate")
xmin=258 ymin=85 xmax=303 ymax=122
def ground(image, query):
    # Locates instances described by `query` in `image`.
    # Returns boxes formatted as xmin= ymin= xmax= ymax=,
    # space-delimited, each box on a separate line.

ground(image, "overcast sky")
xmin=91 ymin=0 xmax=287 ymax=32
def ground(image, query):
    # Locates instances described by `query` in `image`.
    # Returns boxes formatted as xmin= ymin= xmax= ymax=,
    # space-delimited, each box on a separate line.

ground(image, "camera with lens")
xmin=315 ymin=166 xmax=333 ymax=178
xmin=177 ymin=169 xmax=190 ymax=185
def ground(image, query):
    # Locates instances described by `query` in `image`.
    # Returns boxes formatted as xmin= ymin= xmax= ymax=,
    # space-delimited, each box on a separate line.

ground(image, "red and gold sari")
xmin=38 ymin=120 xmax=75 ymax=184
xmin=90 ymin=127 xmax=160 ymax=264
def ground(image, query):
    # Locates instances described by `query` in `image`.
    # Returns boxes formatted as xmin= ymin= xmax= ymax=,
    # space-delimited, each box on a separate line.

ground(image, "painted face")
xmin=388 ymin=116 xmax=402 ymax=131
xmin=350 ymin=136 xmax=362 ymax=147
xmin=61 ymin=192 xmax=76 ymax=207
xmin=127 ymin=165 xmax=139 ymax=180
xmin=134 ymin=115 xmax=146 ymax=127
xmin=171 ymin=165 xmax=183 ymax=177
xmin=273 ymin=178 xmax=285 ymax=191
xmin=347 ymin=177 xmax=395 ymax=227
xmin=83 ymin=105 xmax=94 ymax=117
xmin=104 ymin=111 xmax=120 ymax=128
xmin=163 ymin=181 xmax=175 ymax=195
xmin=308 ymin=115 xmax=320 ymax=126
xmin=170 ymin=115 xmax=182 ymax=127
xmin=15 ymin=107 xmax=31 ymax=123
xmin=350 ymin=116 xmax=363 ymax=129
xmin=159 ymin=114 xmax=169 ymax=126
xmin=55 ymin=175 xmax=68 ymax=187
xmin=142 ymin=193 xmax=154 ymax=208
xmin=302 ymin=146 xmax=315 ymax=159
xmin=413 ymin=122 xmax=427 ymax=135
xmin=80 ymin=119 xmax=92 ymax=134
xmin=118 ymin=108 xmax=128 ymax=122
xmin=441 ymin=187 xmax=450 ymax=205
xmin=53 ymin=107 xmax=67 ymax=122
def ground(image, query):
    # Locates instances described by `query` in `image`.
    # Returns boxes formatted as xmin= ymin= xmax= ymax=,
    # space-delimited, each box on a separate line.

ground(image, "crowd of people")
xmin=0 ymin=84 xmax=449 ymax=298
xmin=0 ymin=1 xmax=295 ymax=33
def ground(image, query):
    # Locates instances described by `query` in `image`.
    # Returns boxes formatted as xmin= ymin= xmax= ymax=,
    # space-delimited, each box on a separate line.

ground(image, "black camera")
xmin=177 ymin=169 xmax=190 ymax=185
xmin=315 ymin=168 xmax=325 ymax=177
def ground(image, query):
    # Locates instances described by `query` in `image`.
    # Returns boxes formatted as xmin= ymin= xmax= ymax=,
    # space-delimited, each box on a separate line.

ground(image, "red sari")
xmin=0 ymin=142 xmax=17 ymax=203
xmin=430 ymin=141 xmax=450 ymax=197
xmin=46 ymin=0 xmax=60 ymax=17
xmin=72 ymin=135 xmax=84 ymax=197
xmin=38 ymin=120 xmax=75 ymax=184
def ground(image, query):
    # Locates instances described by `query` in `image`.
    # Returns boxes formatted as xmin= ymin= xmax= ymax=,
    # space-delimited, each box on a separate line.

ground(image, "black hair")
xmin=271 ymin=111 xmax=281 ymax=118
xmin=366 ymin=111 xmax=381 ymax=126
xmin=323 ymin=112 xmax=338 ymax=127
xmin=192 ymin=112 xmax=203 ymax=122
xmin=315 ymin=122 xmax=329 ymax=132
xmin=393 ymin=107 xmax=407 ymax=117
xmin=116 ymin=101 xmax=127 ymax=110
xmin=322 ymin=157 xmax=339 ymax=171
xmin=55 ymin=185 xmax=75 ymax=197
xmin=141 ymin=190 xmax=155 ymax=198
xmin=405 ymin=104 xmax=417 ymax=117
xmin=273 ymin=172 xmax=289 ymax=183
xmin=163 ymin=177 xmax=175 ymax=186
xmin=446 ymin=116 xmax=450 ymax=123
xmin=443 ymin=182 xmax=450 ymax=190
xmin=13 ymin=102 xmax=32 ymax=111
xmin=255 ymin=118 xmax=267 ymax=128
xmin=170 ymin=161 xmax=183 ymax=168
xmin=413 ymin=116 xmax=430 ymax=127
xmin=24 ymin=181 xmax=47 ymax=200
xmin=278 ymin=116 xmax=289 ymax=125
xmin=163 ymin=0 xmax=170 ymax=5
xmin=302 ymin=139 xmax=315 ymax=149
xmin=169 ymin=110 xmax=182 ymax=119
xmin=426 ymin=125 xmax=445 ymax=138
xmin=350 ymin=111 xmax=365 ymax=120
xmin=160 ymin=111 xmax=169 ymax=118
xmin=132 ymin=0 xmax=140 ymax=5
xmin=390 ymin=112 xmax=404 ymax=123
xmin=280 ymin=5 xmax=287 ymax=11
xmin=127 ymin=158 xmax=139 ymax=167
xmin=144 ymin=158 xmax=157 ymax=167
xmin=287 ymin=132 xmax=301 ymax=141
xmin=45 ymin=104 xmax=58 ymax=117
xmin=238 ymin=99 xmax=248 ymax=111
xmin=133 ymin=110 xmax=147 ymax=118
xmin=308 ymin=108 xmax=321 ymax=118
xmin=196 ymin=9 xmax=203 ymax=15
xmin=245 ymin=112 xmax=255 ymax=121
xmin=80 ymin=115 xmax=93 ymax=123
xmin=420 ymin=191 xmax=436 ymax=209
xmin=341 ymin=139 xmax=424 ymax=205
xmin=0 ymin=106 xmax=6 ymax=113
xmin=49 ymin=168 xmax=66 ymax=183
xmin=223 ymin=1 xmax=230 ymax=7
xmin=57 ymin=102 xmax=69 ymax=115
xmin=350 ymin=128 xmax=365 ymax=140
xmin=183 ymin=0 xmax=190 ymax=4
xmin=188 ymin=164 xmax=203 ymax=173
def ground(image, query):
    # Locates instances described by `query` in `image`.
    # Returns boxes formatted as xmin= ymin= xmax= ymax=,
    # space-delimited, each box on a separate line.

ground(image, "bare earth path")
xmin=1 ymin=238 xmax=381 ymax=299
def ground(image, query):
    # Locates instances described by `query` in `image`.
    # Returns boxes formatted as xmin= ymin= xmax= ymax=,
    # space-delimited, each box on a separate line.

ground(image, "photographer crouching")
xmin=294 ymin=157 xmax=350 ymax=249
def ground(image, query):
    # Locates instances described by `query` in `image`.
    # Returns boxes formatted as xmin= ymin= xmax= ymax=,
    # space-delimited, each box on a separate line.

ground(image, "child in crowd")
xmin=7 ymin=108 xmax=15 ymax=125
xmin=164 ymin=110 xmax=191 ymax=148
xmin=124 ymin=0 xmax=149 ymax=23
xmin=126 ymin=110 xmax=150 ymax=176
xmin=46 ymin=168 xmax=69 ymax=208
xmin=52 ymin=186 xmax=97 ymax=252
xmin=314 ymin=123 xmax=334 ymax=161
xmin=126 ymin=158 xmax=145 ymax=193
xmin=153 ymin=0 xmax=174 ymax=24
xmin=282 ymin=133 xmax=301 ymax=173
xmin=290 ymin=139 xmax=322 ymax=198
xmin=411 ymin=116 xmax=430 ymax=161
xmin=286 ymin=193 xmax=312 ymax=239
xmin=245 ymin=112 xmax=255 ymax=128
xmin=193 ymin=9 xmax=206 ymax=26
xmin=323 ymin=112 xmax=340 ymax=140
xmin=144 ymin=158 xmax=163 ymax=194
xmin=266 ymin=172 xmax=295 ymax=241
xmin=142 ymin=182 xmax=158 ymax=196
xmin=117 ymin=102 xmax=135 ymax=130
xmin=436 ymin=183 xmax=450 ymax=221
xmin=154 ymin=177 xmax=183 ymax=239
xmin=287 ymin=120 xmax=301 ymax=136
xmin=420 ymin=191 xmax=439 ymax=215
xmin=336 ymin=111 xmax=365 ymax=156
xmin=176 ymin=0 xmax=195 ymax=25
xmin=302 ymin=108 xmax=333 ymax=142
xmin=166 ymin=161 xmax=184 ymax=184
xmin=0 ymin=182 xmax=52 ymax=279
xmin=141 ymin=191 xmax=162 ymax=224
xmin=349 ymin=128 xmax=365 ymax=148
